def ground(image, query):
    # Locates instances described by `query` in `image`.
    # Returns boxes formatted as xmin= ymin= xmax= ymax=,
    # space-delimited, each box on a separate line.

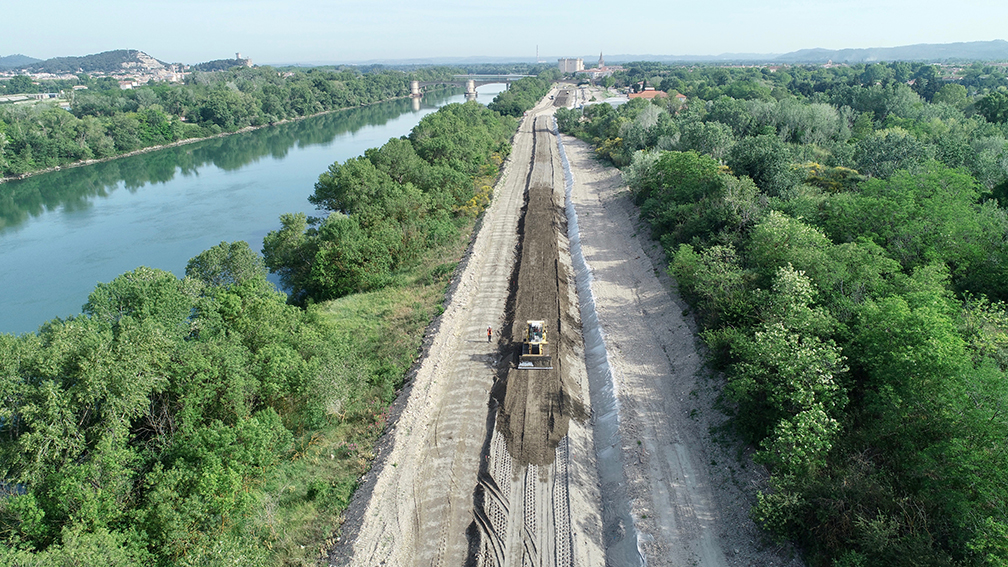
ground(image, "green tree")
xmin=932 ymin=83 xmax=968 ymax=109
xmin=262 ymin=212 xmax=318 ymax=303
xmin=310 ymin=156 xmax=395 ymax=215
xmin=185 ymin=240 xmax=272 ymax=293
xmin=854 ymin=128 xmax=933 ymax=178
xmin=975 ymin=91 xmax=1008 ymax=124
xmin=726 ymin=134 xmax=800 ymax=196
xmin=6 ymin=75 xmax=35 ymax=94
xmin=708 ymin=95 xmax=753 ymax=137
xmin=310 ymin=215 xmax=394 ymax=298
xmin=731 ymin=266 xmax=846 ymax=474
xmin=677 ymin=120 xmax=734 ymax=161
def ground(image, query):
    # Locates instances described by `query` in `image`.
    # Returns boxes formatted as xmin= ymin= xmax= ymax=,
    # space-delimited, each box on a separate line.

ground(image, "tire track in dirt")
xmin=469 ymin=115 xmax=591 ymax=567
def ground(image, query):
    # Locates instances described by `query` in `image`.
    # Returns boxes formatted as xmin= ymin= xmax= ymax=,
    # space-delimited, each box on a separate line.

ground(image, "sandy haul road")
xmin=469 ymin=115 xmax=603 ymax=567
xmin=559 ymin=89 xmax=803 ymax=567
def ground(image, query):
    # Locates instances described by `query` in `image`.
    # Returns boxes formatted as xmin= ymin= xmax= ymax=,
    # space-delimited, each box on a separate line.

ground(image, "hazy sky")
xmin=4 ymin=0 xmax=1007 ymax=64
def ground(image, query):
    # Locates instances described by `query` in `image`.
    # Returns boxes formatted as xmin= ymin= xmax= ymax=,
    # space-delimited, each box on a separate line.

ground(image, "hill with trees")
xmin=192 ymin=56 xmax=251 ymax=72
xmin=19 ymin=49 xmax=169 ymax=74
xmin=0 ymin=54 xmax=41 ymax=70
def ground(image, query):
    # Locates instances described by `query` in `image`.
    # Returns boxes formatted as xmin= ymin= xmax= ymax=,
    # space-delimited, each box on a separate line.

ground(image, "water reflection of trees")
xmin=0 ymin=91 xmax=460 ymax=232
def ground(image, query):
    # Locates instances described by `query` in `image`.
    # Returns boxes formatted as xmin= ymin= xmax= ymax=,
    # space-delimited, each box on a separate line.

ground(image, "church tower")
xmin=598 ymin=52 xmax=604 ymax=68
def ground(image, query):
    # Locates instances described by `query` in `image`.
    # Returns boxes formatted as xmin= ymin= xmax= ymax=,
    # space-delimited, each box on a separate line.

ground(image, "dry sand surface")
xmin=561 ymin=92 xmax=803 ymax=566
xmin=331 ymin=87 xmax=804 ymax=567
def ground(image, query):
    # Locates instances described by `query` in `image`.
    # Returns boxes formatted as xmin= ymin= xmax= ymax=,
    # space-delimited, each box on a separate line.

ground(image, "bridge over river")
xmin=412 ymin=74 xmax=531 ymax=97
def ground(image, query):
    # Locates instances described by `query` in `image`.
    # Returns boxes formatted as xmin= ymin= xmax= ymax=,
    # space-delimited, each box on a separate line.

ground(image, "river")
xmin=0 ymin=84 xmax=507 ymax=335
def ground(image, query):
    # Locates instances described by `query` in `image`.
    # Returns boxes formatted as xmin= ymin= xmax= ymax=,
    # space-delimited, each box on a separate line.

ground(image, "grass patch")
xmin=255 ymin=221 xmax=473 ymax=565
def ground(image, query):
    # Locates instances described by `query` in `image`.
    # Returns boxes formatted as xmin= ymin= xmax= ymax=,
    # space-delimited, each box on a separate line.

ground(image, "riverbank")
xmin=0 ymin=83 xmax=502 ymax=336
xmin=0 ymin=88 xmax=458 ymax=186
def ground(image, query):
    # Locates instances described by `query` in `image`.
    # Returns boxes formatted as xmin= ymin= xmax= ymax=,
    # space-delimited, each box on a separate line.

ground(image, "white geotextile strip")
xmin=554 ymin=118 xmax=645 ymax=566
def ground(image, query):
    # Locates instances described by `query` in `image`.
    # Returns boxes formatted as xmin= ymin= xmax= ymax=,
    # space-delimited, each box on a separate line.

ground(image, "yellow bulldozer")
xmin=518 ymin=320 xmax=553 ymax=370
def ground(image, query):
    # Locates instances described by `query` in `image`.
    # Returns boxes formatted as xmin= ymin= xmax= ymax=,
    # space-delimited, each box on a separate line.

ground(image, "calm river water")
xmin=0 ymin=84 xmax=506 ymax=334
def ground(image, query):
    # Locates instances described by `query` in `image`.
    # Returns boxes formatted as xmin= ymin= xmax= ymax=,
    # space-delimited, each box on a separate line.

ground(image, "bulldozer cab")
xmin=519 ymin=320 xmax=552 ymax=369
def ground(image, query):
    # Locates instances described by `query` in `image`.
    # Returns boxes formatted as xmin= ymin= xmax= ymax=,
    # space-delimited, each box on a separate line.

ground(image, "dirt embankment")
xmin=331 ymin=91 xmax=604 ymax=567
xmin=560 ymin=98 xmax=804 ymax=566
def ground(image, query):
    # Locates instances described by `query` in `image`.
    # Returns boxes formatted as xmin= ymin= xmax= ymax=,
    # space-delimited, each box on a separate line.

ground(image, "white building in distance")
xmin=558 ymin=58 xmax=584 ymax=73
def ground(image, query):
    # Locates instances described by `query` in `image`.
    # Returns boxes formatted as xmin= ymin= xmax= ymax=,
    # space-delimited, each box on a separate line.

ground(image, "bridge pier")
xmin=410 ymin=80 xmax=421 ymax=98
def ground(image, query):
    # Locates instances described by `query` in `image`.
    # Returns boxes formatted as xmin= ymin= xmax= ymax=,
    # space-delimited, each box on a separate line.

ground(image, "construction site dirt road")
xmin=331 ymin=88 xmax=803 ymax=567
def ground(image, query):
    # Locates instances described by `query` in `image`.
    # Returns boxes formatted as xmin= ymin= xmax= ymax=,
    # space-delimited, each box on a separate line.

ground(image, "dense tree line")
xmin=0 ymin=73 xmax=129 ymax=96
xmin=487 ymin=70 xmax=559 ymax=117
xmin=263 ymin=100 xmax=516 ymax=303
xmin=605 ymin=60 xmax=1008 ymax=104
xmin=0 ymin=242 xmax=391 ymax=565
xmin=560 ymin=65 xmax=1008 ymax=566
xmin=557 ymin=70 xmax=1008 ymax=189
xmin=0 ymin=65 xmax=458 ymax=177
xmin=0 ymin=94 xmax=446 ymax=233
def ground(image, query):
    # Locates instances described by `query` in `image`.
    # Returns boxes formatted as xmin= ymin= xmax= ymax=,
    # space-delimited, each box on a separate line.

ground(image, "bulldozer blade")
xmin=518 ymin=356 xmax=553 ymax=370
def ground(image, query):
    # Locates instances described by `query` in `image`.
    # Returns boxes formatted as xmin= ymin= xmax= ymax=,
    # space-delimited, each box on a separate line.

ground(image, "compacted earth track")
xmin=333 ymin=93 xmax=603 ymax=567
xmin=468 ymin=115 xmax=596 ymax=567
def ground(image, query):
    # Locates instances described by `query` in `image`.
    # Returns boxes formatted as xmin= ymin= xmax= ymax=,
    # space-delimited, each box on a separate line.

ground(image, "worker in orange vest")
xmin=487 ymin=326 xmax=492 ymax=343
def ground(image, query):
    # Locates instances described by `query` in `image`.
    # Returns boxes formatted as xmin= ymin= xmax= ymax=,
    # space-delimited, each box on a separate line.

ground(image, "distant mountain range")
xmin=331 ymin=40 xmax=1008 ymax=66
xmin=772 ymin=40 xmax=1008 ymax=63
xmin=4 ymin=40 xmax=1008 ymax=73
xmin=546 ymin=40 xmax=1008 ymax=65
